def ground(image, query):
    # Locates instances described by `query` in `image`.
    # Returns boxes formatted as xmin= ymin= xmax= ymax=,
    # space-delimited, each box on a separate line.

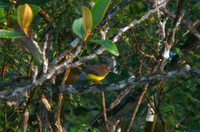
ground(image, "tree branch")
xmin=161 ymin=8 xmax=200 ymax=40
xmin=112 ymin=1 xmax=168 ymax=43
xmin=1 ymin=68 xmax=199 ymax=100
xmin=126 ymin=83 xmax=149 ymax=132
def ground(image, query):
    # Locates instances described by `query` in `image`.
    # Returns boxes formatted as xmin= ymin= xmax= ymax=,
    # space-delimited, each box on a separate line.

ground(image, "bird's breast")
xmin=86 ymin=73 xmax=107 ymax=81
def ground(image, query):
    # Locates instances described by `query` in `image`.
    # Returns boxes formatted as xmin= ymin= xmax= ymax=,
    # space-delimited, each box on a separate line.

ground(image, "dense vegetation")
xmin=0 ymin=0 xmax=199 ymax=131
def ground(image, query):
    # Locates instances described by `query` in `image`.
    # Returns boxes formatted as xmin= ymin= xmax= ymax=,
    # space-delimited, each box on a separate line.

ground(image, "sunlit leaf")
xmin=92 ymin=40 xmax=119 ymax=56
xmin=82 ymin=6 xmax=93 ymax=41
xmin=82 ymin=6 xmax=93 ymax=33
xmin=17 ymin=3 xmax=33 ymax=36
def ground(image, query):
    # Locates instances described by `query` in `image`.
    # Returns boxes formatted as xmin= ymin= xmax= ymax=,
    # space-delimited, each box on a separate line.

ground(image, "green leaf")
xmin=0 ymin=8 xmax=6 ymax=23
xmin=0 ymin=30 xmax=24 ymax=38
xmin=175 ymin=48 xmax=183 ymax=57
xmin=91 ymin=0 xmax=111 ymax=28
xmin=72 ymin=18 xmax=85 ymax=38
xmin=82 ymin=6 xmax=93 ymax=33
xmin=82 ymin=6 xmax=93 ymax=41
xmin=29 ymin=4 xmax=41 ymax=16
xmin=0 ymin=8 xmax=5 ymax=17
xmin=92 ymin=40 xmax=119 ymax=56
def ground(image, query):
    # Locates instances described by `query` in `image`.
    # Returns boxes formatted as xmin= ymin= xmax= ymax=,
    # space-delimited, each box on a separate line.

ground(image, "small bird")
xmin=82 ymin=64 xmax=110 ymax=82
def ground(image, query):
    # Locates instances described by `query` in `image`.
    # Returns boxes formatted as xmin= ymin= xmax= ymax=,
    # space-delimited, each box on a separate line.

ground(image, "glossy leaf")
xmin=91 ymin=0 xmax=111 ymax=28
xmin=17 ymin=3 xmax=33 ymax=36
xmin=0 ymin=30 xmax=24 ymax=38
xmin=29 ymin=4 xmax=41 ymax=16
xmin=82 ymin=6 xmax=93 ymax=33
xmin=72 ymin=18 xmax=85 ymax=38
xmin=82 ymin=6 xmax=93 ymax=41
xmin=92 ymin=40 xmax=119 ymax=56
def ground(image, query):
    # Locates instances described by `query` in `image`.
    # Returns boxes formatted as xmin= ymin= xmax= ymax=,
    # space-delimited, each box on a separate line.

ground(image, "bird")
xmin=81 ymin=64 xmax=110 ymax=82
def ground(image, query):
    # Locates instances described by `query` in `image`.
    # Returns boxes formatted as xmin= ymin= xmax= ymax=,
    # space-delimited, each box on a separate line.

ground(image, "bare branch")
xmin=113 ymin=1 xmax=168 ymax=43
xmin=42 ymin=33 xmax=50 ymax=74
xmin=160 ymin=0 xmax=184 ymax=71
xmin=50 ymin=38 xmax=81 ymax=67
xmin=126 ymin=83 xmax=149 ymax=132
xmin=90 ymin=85 xmax=132 ymax=126
xmin=135 ymin=43 xmax=157 ymax=61
xmin=41 ymin=93 xmax=52 ymax=111
xmin=32 ymin=66 xmax=38 ymax=83
xmin=21 ymin=38 xmax=43 ymax=64
xmin=21 ymin=109 xmax=30 ymax=132
xmin=161 ymin=8 xmax=200 ymax=39
xmin=54 ymin=93 xmax=64 ymax=132
xmin=101 ymin=91 xmax=110 ymax=132
xmin=1 ymin=68 xmax=199 ymax=100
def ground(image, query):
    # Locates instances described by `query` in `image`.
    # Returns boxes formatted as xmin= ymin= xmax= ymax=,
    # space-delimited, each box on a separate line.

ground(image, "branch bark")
xmin=126 ymin=83 xmax=149 ymax=132
xmin=1 ymin=68 xmax=199 ymax=100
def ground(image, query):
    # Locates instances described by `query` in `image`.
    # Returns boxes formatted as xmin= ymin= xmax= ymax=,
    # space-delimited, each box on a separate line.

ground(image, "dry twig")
xmin=101 ymin=91 xmax=110 ymax=132
xmin=126 ymin=83 xmax=149 ymax=132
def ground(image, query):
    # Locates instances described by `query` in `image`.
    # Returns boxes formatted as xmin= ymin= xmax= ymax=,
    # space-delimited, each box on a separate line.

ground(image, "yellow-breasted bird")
xmin=82 ymin=64 xmax=110 ymax=82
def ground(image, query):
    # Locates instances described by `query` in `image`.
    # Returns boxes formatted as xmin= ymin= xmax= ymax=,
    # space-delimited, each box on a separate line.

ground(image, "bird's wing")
xmin=82 ymin=65 xmax=107 ymax=76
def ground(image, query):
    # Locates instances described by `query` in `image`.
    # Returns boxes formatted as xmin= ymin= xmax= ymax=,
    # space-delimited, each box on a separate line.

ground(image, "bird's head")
xmin=101 ymin=64 xmax=110 ymax=73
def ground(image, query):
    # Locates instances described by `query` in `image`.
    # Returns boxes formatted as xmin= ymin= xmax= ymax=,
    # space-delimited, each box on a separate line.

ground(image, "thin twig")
xmin=126 ymin=83 xmax=149 ymax=132
xmin=36 ymin=113 xmax=43 ymax=132
xmin=108 ymin=85 xmax=132 ymax=111
xmin=40 ymin=99 xmax=53 ymax=131
xmin=161 ymin=8 xmax=200 ymax=39
xmin=113 ymin=1 xmax=168 ymax=43
xmin=49 ymin=38 xmax=80 ymax=67
xmin=22 ymin=86 xmax=38 ymax=114
xmin=42 ymin=33 xmax=50 ymax=74
xmin=54 ymin=93 xmax=64 ymax=132
xmin=101 ymin=91 xmax=110 ymax=132
xmin=155 ymin=0 xmax=168 ymax=39
xmin=135 ymin=43 xmax=157 ymax=61
xmin=54 ymin=64 xmax=70 ymax=131
xmin=90 ymin=85 xmax=133 ymax=125
xmin=61 ymin=68 xmax=71 ymax=85
xmin=160 ymin=0 xmax=184 ymax=71
xmin=146 ymin=96 xmax=166 ymax=129
xmin=21 ymin=109 xmax=29 ymax=132
xmin=41 ymin=93 xmax=52 ymax=111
